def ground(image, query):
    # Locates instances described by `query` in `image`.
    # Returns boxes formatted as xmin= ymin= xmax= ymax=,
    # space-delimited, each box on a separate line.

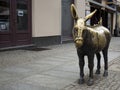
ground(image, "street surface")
xmin=0 ymin=37 xmax=120 ymax=90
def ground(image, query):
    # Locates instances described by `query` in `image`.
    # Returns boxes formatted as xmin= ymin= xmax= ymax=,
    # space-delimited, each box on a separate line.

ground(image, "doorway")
xmin=61 ymin=0 xmax=74 ymax=42
xmin=0 ymin=0 xmax=32 ymax=48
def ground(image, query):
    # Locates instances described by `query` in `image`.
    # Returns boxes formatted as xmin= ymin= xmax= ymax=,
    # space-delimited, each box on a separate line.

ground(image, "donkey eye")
xmin=74 ymin=28 xmax=77 ymax=32
xmin=73 ymin=28 xmax=78 ymax=36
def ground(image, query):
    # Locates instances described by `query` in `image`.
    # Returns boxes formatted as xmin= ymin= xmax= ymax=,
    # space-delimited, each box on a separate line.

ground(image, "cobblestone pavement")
xmin=62 ymin=37 xmax=120 ymax=90
xmin=0 ymin=37 xmax=120 ymax=90
xmin=62 ymin=56 xmax=120 ymax=90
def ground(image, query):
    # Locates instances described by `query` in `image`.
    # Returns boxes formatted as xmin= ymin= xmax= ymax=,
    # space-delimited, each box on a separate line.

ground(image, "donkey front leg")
xmin=78 ymin=54 xmax=85 ymax=84
xmin=87 ymin=54 xmax=94 ymax=86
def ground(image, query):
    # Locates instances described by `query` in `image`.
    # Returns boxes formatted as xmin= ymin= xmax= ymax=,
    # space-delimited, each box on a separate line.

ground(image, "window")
xmin=0 ymin=0 xmax=10 ymax=31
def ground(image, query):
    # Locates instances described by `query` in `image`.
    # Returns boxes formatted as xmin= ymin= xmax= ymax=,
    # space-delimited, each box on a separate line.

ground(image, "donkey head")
xmin=71 ymin=4 xmax=97 ymax=48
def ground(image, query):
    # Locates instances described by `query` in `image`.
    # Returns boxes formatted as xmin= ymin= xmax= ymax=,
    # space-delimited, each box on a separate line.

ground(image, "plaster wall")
xmin=75 ymin=0 xmax=85 ymax=18
xmin=32 ymin=0 xmax=61 ymax=37
xmin=32 ymin=0 xmax=85 ymax=37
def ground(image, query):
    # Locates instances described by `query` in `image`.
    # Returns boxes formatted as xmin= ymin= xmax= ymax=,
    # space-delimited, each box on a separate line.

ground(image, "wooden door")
xmin=13 ymin=0 xmax=32 ymax=45
xmin=0 ymin=0 xmax=12 ymax=48
xmin=0 ymin=0 xmax=32 ymax=48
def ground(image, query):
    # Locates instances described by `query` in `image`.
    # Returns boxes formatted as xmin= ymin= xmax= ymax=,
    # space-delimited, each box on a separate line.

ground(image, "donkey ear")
xmin=85 ymin=9 xmax=97 ymax=22
xmin=71 ymin=4 xmax=78 ymax=20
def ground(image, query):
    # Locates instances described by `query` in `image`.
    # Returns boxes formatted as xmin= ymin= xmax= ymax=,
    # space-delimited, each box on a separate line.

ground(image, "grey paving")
xmin=0 ymin=37 xmax=120 ymax=90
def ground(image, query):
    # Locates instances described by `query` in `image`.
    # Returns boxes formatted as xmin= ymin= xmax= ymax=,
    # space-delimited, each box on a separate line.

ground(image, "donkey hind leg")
xmin=102 ymin=49 xmax=108 ymax=77
xmin=87 ymin=54 xmax=94 ymax=86
xmin=78 ymin=55 xmax=85 ymax=84
xmin=95 ymin=53 xmax=101 ymax=74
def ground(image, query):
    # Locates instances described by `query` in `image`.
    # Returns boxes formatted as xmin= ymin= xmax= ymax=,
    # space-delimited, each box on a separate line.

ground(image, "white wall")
xmin=75 ymin=0 xmax=85 ymax=18
xmin=32 ymin=0 xmax=85 ymax=37
xmin=32 ymin=0 xmax=61 ymax=37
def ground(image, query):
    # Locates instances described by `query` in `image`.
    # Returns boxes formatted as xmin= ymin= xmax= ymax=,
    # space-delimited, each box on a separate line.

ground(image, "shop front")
xmin=86 ymin=0 xmax=116 ymax=35
xmin=0 ymin=0 xmax=32 ymax=48
xmin=0 ymin=0 xmax=85 ymax=49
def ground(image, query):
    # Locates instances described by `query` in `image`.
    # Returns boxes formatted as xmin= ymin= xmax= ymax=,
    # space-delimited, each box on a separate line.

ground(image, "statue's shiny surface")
xmin=71 ymin=4 xmax=111 ymax=86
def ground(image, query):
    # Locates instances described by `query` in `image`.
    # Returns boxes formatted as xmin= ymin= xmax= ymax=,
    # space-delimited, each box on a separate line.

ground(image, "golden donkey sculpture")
xmin=71 ymin=4 xmax=111 ymax=86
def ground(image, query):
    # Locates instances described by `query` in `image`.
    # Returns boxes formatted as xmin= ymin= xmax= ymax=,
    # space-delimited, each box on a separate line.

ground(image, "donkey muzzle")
xmin=75 ymin=37 xmax=83 ymax=47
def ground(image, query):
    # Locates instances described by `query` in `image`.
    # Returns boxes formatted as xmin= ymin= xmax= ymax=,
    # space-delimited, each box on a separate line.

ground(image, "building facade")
xmin=1 ymin=0 xmax=118 ymax=49
xmin=0 ymin=0 xmax=32 ymax=48
xmin=86 ymin=0 xmax=117 ymax=35
xmin=32 ymin=0 xmax=86 ymax=46
xmin=0 ymin=0 xmax=85 ymax=48
xmin=114 ymin=0 xmax=120 ymax=36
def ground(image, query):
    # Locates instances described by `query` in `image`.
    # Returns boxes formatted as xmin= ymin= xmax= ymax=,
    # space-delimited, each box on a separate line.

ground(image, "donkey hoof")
xmin=79 ymin=78 xmax=85 ymax=84
xmin=103 ymin=71 xmax=108 ymax=77
xmin=95 ymin=70 xmax=100 ymax=74
xmin=87 ymin=79 xmax=94 ymax=86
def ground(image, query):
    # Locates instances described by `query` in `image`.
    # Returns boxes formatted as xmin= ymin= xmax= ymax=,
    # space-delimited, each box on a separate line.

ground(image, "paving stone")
xmin=42 ymin=70 xmax=79 ymax=81
xmin=20 ymin=74 xmax=73 ymax=89
xmin=0 ymin=70 xmax=23 ymax=85
xmin=0 ymin=37 xmax=120 ymax=90
xmin=53 ymin=64 xmax=79 ymax=73
xmin=3 ymin=66 xmax=31 ymax=73
xmin=32 ymin=58 xmax=65 ymax=66
xmin=1 ymin=82 xmax=57 ymax=90
xmin=44 ymin=57 xmax=74 ymax=62
xmin=109 ymin=64 xmax=120 ymax=72
xmin=3 ymin=63 xmax=55 ymax=74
